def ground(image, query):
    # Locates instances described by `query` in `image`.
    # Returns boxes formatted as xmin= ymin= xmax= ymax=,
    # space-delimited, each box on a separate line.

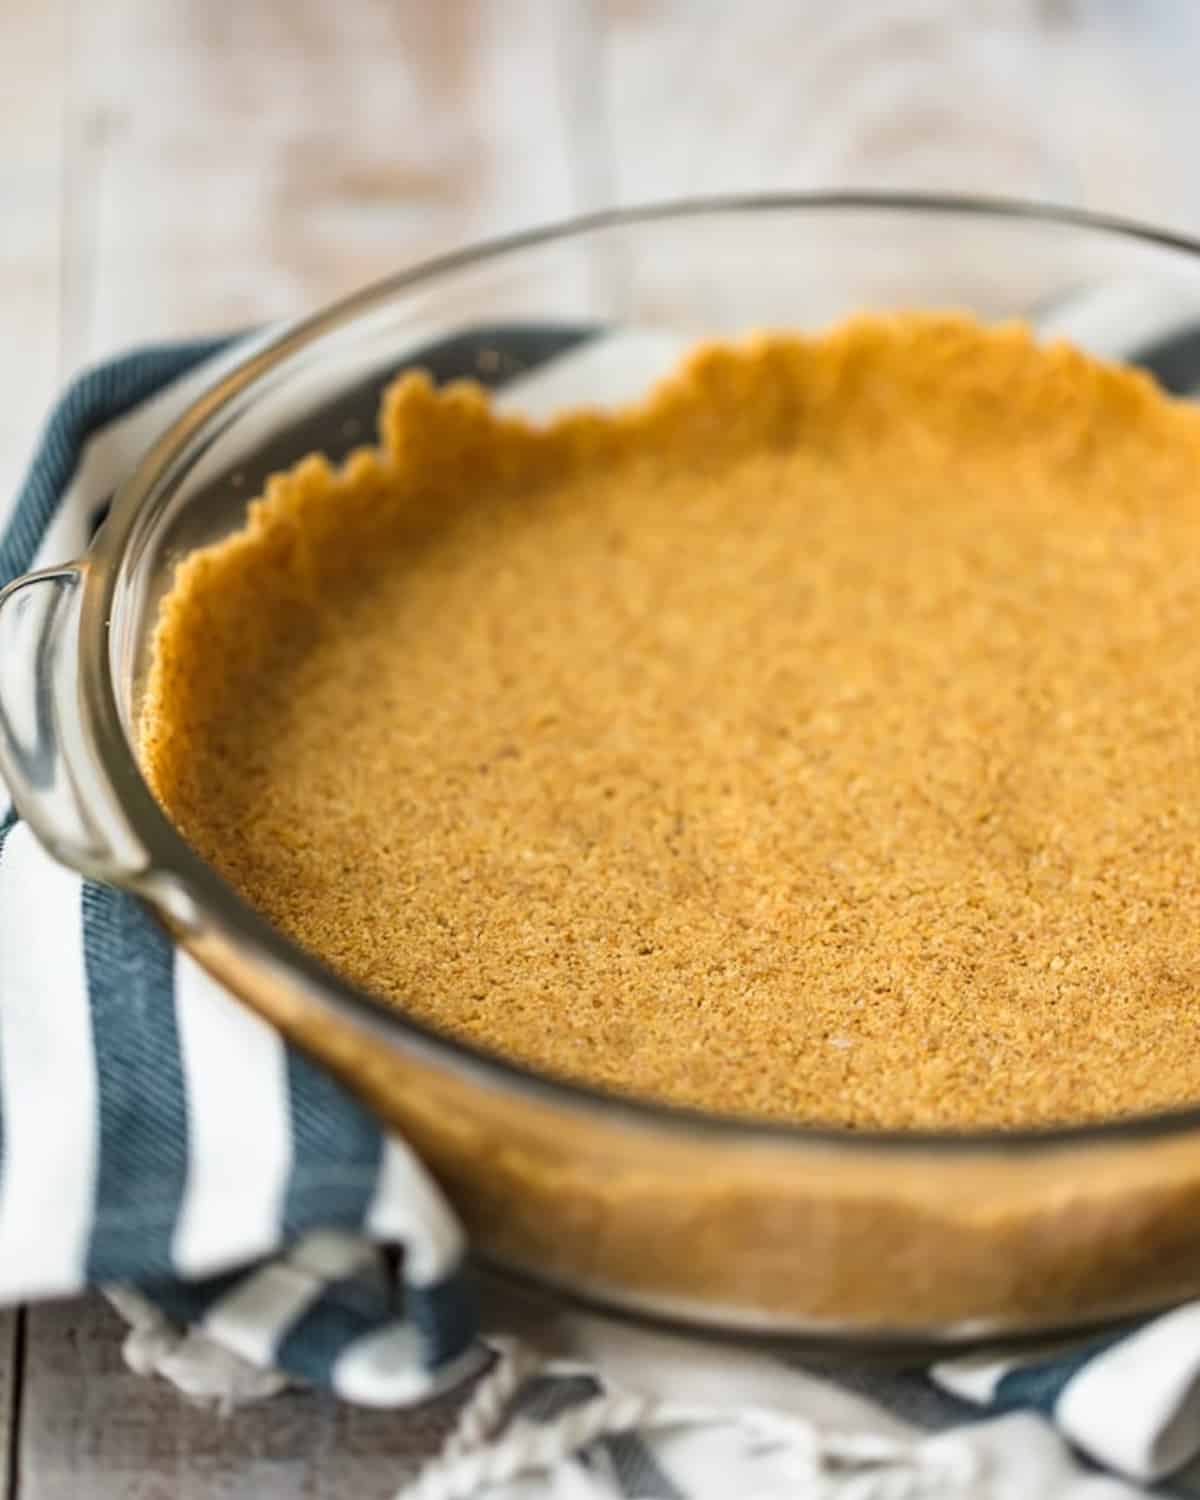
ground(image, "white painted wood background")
xmin=3 ymin=0 xmax=1200 ymax=1492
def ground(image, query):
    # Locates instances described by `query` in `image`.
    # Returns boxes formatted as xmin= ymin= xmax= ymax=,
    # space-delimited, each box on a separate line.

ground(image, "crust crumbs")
xmin=140 ymin=313 xmax=1200 ymax=1129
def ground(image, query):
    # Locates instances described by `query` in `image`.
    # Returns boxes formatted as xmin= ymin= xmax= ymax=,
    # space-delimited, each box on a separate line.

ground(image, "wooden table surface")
xmin=4 ymin=1 xmax=1200 ymax=1493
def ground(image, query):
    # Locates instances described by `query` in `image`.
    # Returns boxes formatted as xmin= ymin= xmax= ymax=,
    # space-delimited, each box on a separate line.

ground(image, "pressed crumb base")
xmin=141 ymin=313 xmax=1200 ymax=1130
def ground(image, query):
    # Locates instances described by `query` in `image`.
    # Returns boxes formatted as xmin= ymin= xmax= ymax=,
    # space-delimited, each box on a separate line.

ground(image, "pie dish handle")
xmin=0 ymin=564 xmax=149 ymax=882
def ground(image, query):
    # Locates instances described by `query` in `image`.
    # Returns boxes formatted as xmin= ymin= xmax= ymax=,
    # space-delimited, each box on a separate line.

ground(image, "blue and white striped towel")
xmin=0 ymin=332 xmax=483 ymax=1409
xmin=7 ymin=310 xmax=1200 ymax=1497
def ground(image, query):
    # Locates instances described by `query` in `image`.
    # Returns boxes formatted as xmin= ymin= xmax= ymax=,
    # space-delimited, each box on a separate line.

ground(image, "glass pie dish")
xmin=8 ymin=193 xmax=1200 ymax=1349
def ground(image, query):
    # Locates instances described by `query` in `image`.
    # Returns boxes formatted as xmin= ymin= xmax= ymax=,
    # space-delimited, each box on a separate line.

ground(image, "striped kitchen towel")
xmin=0 ymin=330 xmax=485 ymax=1409
xmin=6 ymin=305 xmax=1200 ymax=1497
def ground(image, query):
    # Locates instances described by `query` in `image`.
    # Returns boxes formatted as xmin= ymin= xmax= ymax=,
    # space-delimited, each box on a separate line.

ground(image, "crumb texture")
xmin=140 ymin=313 xmax=1200 ymax=1129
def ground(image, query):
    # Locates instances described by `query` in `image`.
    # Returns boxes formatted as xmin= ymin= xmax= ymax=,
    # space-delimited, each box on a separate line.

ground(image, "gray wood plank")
xmin=18 ymin=1298 xmax=464 ymax=1500
xmin=0 ymin=1312 xmax=20 ymax=1500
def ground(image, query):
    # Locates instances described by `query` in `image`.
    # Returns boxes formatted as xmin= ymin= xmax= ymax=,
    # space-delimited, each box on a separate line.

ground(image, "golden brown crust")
xmin=141 ymin=313 xmax=1200 ymax=1129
